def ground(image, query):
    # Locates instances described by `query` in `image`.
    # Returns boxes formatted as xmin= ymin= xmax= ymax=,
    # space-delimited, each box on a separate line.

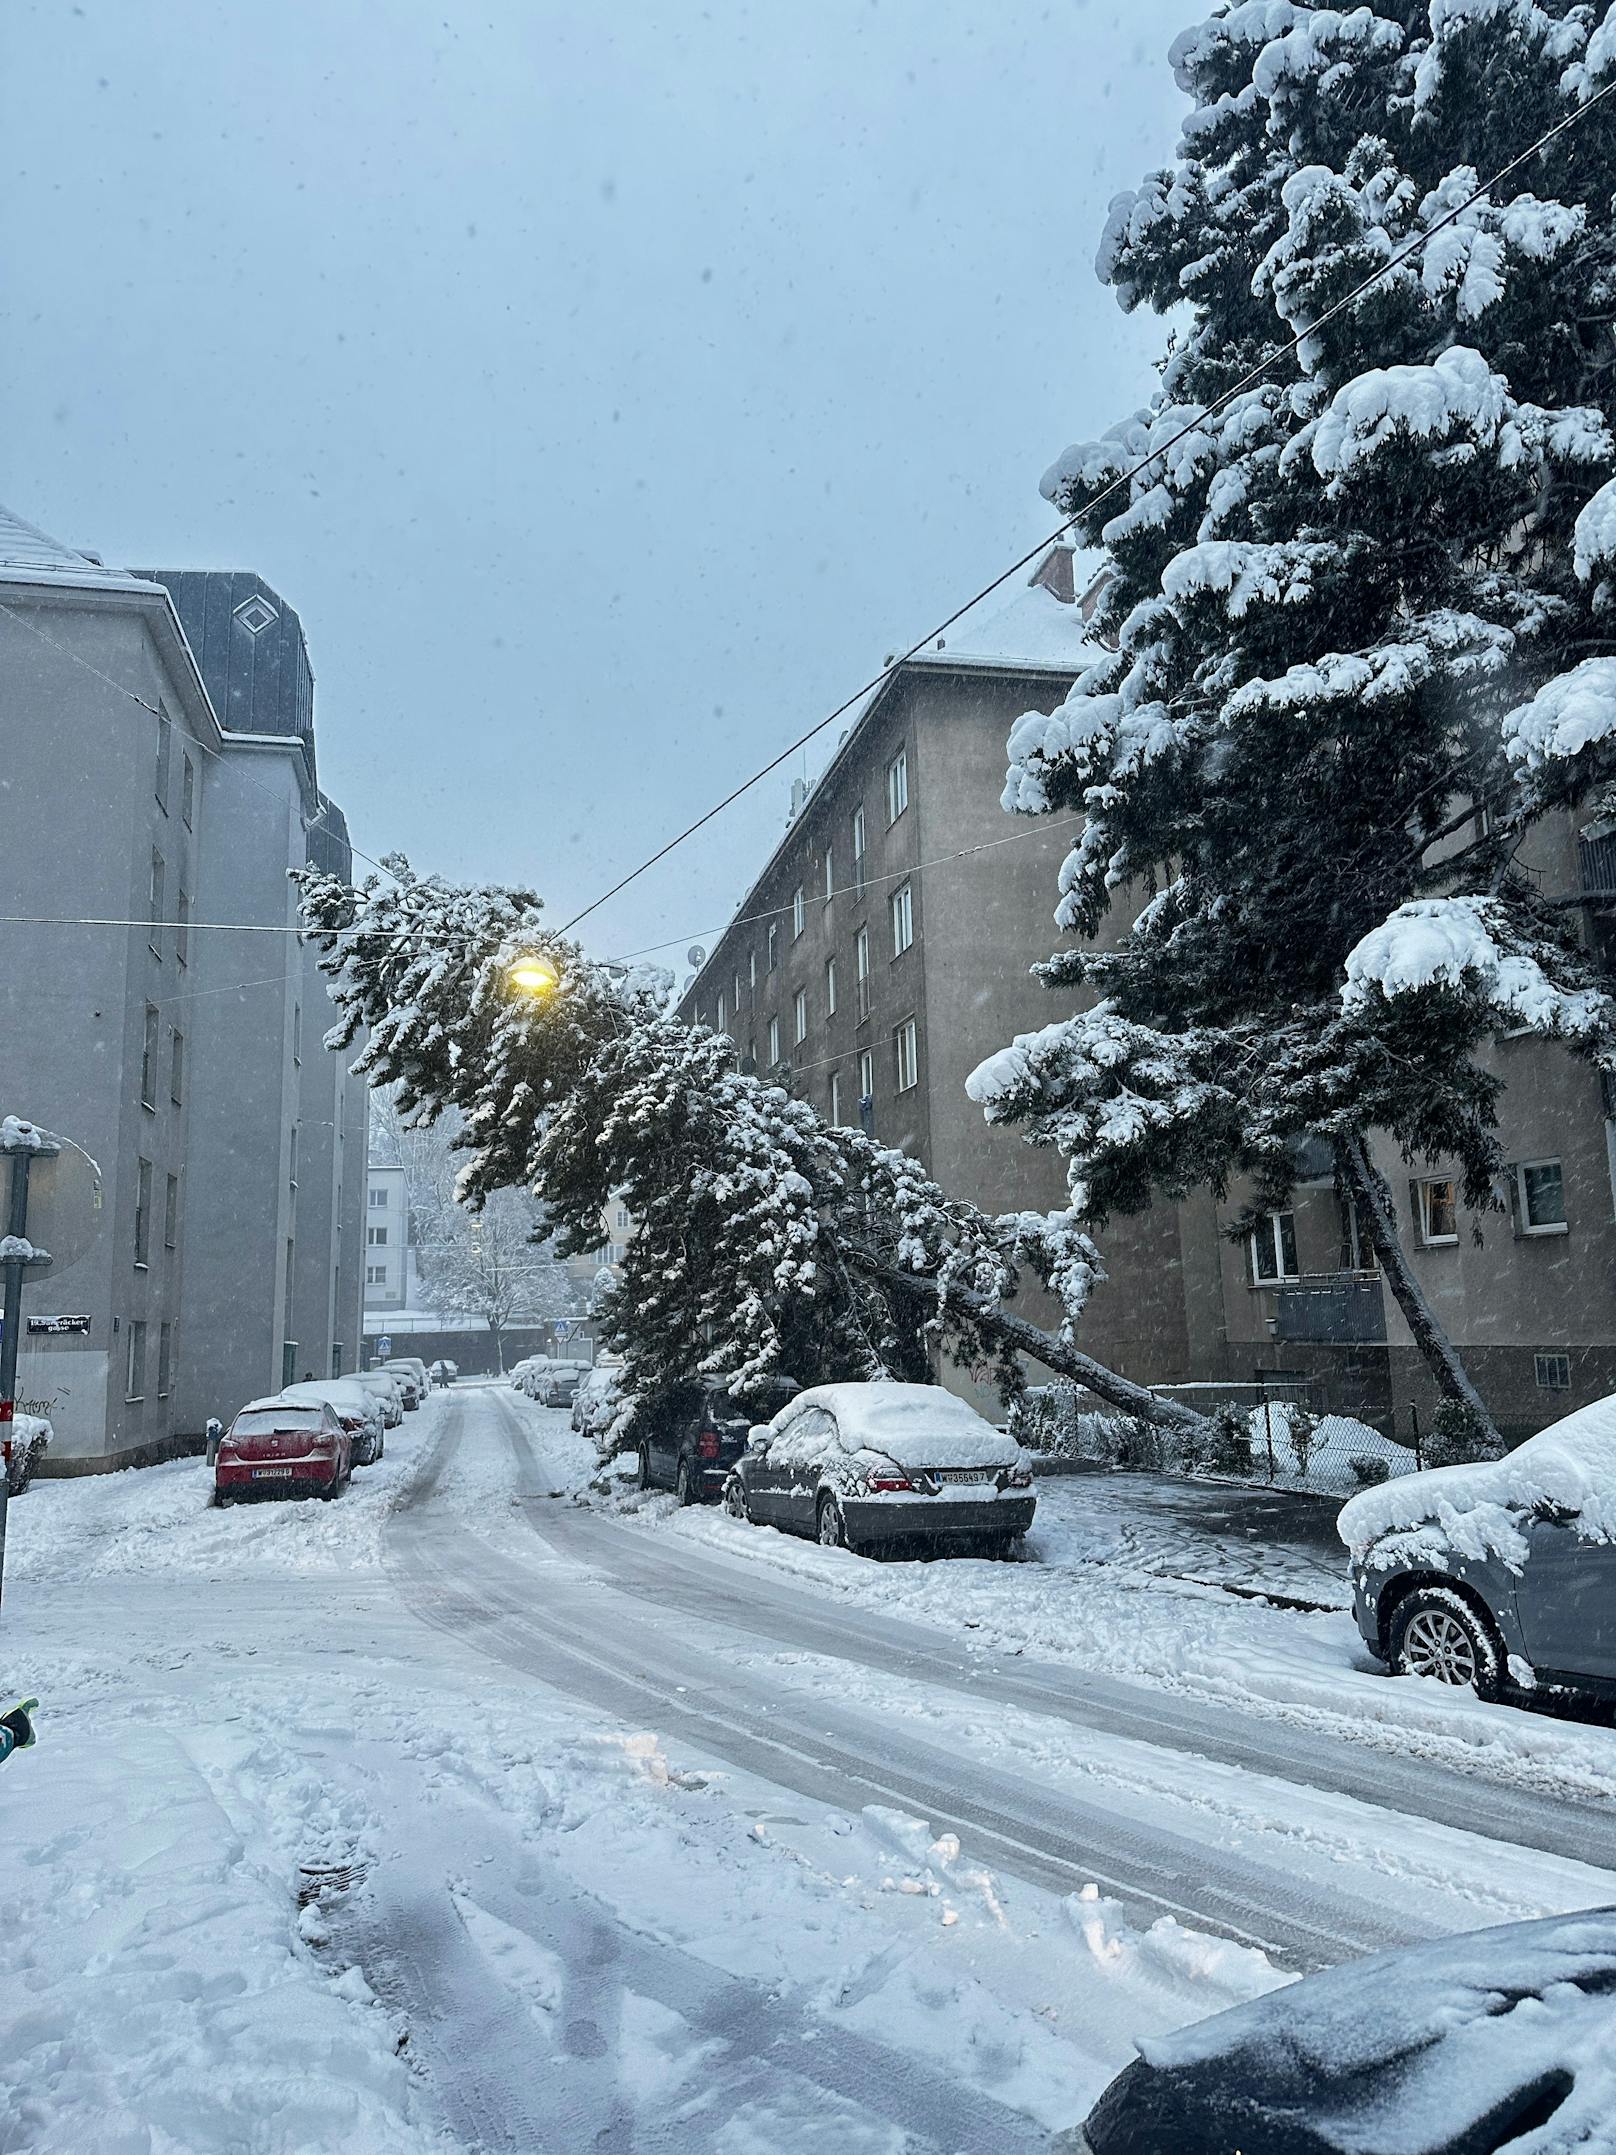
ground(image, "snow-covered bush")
xmin=1349 ymin=1453 xmax=1392 ymax=1490
xmin=1207 ymin=1402 xmax=1254 ymax=1481
xmin=1424 ymin=1397 xmax=1508 ymax=1470
xmin=6 ymin=1413 xmax=51 ymax=1495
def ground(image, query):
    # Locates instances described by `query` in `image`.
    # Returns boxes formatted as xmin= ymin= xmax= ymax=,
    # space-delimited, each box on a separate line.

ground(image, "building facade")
xmin=0 ymin=507 xmax=366 ymax=1468
xmin=361 ymin=1161 xmax=410 ymax=1313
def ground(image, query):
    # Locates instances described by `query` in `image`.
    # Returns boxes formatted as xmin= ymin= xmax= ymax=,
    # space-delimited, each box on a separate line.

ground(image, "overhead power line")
xmin=554 ymin=74 xmax=1616 ymax=938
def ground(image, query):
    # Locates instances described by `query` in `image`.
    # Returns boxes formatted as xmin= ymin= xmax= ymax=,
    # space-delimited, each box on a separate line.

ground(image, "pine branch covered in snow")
xmin=980 ymin=0 xmax=1616 ymax=1419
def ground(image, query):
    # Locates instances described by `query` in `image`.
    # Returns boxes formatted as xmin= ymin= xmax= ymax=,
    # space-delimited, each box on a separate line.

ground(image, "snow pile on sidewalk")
xmin=1338 ymin=1395 xmax=1616 ymax=1571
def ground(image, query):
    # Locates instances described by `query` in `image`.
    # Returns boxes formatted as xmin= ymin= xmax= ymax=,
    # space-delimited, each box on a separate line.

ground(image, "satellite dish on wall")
xmin=687 ymin=945 xmax=706 ymax=968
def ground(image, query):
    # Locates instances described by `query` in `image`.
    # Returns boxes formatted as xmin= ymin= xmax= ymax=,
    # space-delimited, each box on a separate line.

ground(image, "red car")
xmin=214 ymin=1396 xmax=353 ymax=1504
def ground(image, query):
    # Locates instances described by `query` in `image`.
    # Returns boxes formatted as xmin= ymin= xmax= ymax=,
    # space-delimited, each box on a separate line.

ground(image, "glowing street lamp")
xmin=506 ymin=952 xmax=559 ymax=999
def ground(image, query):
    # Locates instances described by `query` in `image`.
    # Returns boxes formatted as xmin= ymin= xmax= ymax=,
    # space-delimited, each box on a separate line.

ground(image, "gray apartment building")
xmin=0 ymin=505 xmax=366 ymax=1469
xmin=679 ymin=543 xmax=1616 ymax=1442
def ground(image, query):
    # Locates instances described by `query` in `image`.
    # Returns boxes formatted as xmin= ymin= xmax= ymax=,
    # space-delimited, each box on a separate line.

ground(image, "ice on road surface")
xmin=3 ymin=1380 xmax=1615 ymax=2152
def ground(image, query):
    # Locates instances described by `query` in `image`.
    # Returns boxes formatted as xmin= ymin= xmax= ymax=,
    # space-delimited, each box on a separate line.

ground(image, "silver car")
xmin=1341 ymin=1396 xmax=1616 ymax=1704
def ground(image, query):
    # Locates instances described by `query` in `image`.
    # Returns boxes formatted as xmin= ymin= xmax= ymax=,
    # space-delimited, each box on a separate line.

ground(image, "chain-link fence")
xmin=1012 ymin=1377 xmax=1420 ymax=1499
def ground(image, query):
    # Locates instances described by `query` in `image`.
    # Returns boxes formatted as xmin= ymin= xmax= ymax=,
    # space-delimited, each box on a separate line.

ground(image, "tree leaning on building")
xmin=968 ymin=0 xmax=1616 ymax=1444
xmin=293 ymin=860 xmax=1210 ymax=1439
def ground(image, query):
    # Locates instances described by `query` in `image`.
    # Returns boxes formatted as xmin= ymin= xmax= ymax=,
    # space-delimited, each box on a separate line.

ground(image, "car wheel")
xmin=1388 ymin=1586 xmax=1502 ymax=1701
xmin=722 ymin=1475 xmax=749 ymax=1523
xmin=636 ymin=1444 xmax=653 ymax=1491
xmin=675 ymin=1457 xmax=696 ymax=1507
xmin=817 ymin=1493 xmax=848 ymax=1551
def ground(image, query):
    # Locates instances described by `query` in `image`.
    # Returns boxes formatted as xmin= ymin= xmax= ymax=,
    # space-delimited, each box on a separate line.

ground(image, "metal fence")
xmin=1013 ymin=1377 xmax=1420 ymax=1500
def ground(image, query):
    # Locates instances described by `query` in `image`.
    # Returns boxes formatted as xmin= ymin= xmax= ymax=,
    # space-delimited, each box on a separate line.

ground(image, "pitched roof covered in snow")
xmin=0 ymin=503 xmax=162 ymax=596
xmin=904 ymin=543 xmax=1099 ymax=675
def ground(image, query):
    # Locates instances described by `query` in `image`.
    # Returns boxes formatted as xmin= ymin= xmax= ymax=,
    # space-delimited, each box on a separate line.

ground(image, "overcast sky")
xmin=1 ymin=0 xmax=1191 ymax=966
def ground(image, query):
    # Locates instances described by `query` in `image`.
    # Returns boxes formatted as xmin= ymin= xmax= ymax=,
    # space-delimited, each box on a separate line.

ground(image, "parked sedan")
xmin=723 ymin=1382 xmax=1035 ymax=1555
xmin=1069 ymin=1907 xmax=1616 ymax=2153
xmin=349 ymin=1369 xmax=405 ymax=1428
xmin=215 ymin=1397 xmax=353 ymax=1503
xmin=1341 ymin=1393 xmax=1616 ymax=1704
xmin=279 ymin=1380 xmax=385 ymax=1465
xmin=383 ymin=1357 xmax=429 ymax=1407
xmin=532 ymin=1359 xmax=591 ymax=1408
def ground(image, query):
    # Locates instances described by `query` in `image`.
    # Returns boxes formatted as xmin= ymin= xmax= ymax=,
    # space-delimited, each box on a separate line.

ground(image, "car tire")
xmin=817 ymin=1493 xmax=848 ymax=1551
xmin=636 ymin=1444 xmax=653 ymax=1492
xmin=675 ymin=1457 xmax=696 ymax=1507
xmin=1388 ymin=1585 xmax=1503 ymax=1701
xmin=722 ymin=1475 xmax=749 ymax=1523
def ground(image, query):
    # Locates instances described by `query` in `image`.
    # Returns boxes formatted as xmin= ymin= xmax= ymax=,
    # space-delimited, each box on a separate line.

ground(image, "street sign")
xmin=554 ymin=1319 xmax=572 ymax=1343
xmin=27 ymin=1314 xmax=90 ymax=1335
xmin=21 ymin=1140 xmax=104 ymax=1282
xmin=377 ymin=1334 xmax=393 ymax=1357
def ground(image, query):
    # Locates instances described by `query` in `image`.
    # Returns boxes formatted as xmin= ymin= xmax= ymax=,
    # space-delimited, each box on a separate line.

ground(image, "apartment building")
xmin=362 ymin=1161 xmax=410 ymax=1313
xmin=0 ymin=507 xmax=366 ymax=1467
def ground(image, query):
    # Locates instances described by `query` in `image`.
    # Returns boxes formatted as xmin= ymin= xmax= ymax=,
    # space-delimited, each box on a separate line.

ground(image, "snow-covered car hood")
xmin=1337 ymin=1394 xmax=1616 ymax=1557
xmin=778 ymin=1383 xmax=1024 ymax=1472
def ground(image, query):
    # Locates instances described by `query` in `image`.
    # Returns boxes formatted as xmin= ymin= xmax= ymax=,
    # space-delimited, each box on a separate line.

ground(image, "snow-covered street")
xmin=6 ymin=1380 xmax=1616 ymax=2152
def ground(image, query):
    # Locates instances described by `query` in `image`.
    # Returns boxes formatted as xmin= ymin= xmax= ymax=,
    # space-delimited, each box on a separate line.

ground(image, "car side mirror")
xmin=748 ymin=1426 xmax=770 ymax=1450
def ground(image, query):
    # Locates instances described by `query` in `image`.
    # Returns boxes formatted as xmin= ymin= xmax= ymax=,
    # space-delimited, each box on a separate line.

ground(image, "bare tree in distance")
xmin=415 ymin=1187 xmax=583 ymax=1374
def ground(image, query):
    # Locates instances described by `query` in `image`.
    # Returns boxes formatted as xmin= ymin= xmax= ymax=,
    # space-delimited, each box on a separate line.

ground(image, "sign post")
xmin=0 ymin=1120 xmax=63 ymax=1614
xmin=376 ymin=1333 xmax=393 ymax=1361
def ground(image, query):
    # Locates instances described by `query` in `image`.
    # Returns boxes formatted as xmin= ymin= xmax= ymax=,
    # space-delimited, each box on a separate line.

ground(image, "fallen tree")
xmin=295 ymin=858 xmax=1208 ymax=1439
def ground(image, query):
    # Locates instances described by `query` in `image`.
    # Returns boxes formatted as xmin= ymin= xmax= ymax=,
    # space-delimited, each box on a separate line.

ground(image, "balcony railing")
xmin=1272 ymin=1270 xmax=1387 ymax=1344
xmin=1579 ymin=830 xmax=1616 ymax=898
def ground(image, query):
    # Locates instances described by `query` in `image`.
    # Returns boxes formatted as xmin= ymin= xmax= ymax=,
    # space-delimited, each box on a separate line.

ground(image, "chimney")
xmin=787 ymin=775 xmax=809 ymax=823
xmin=1029 ymin=542 xmax=1077 ymax=604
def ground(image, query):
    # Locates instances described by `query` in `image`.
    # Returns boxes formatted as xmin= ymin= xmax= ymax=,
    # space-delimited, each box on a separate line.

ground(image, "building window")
xmin=824 ymin=847 xmax=834 ymax=903
xmin=368 ymin=1224 xmax=388 ymax=1247
xmin=292 ymin=1003 xmax=303 ymax=1066
xmin=367 ymin=1264 xmax=387 ymax=1286
xmin=886 ymin=747 xmax=909 ymax=824
xmin=830 ymin=1070 xmax=842 ymax=1125
xmin=894 ymin=1017 xmax=919 ymax=1093
xmin=134 ymin=1157 xmax=152 ymax=1266
xmin=825 ymin=955 xmax=837 ymax=1015
xmin=1536 ymin=1351 xmax=1572 ymax=1392
xmin=165 ymin=1173 xmax=179 ymax=1250
xmin=140 ymin=1003 xmax=159 ymax=1108
xmin=157 ymin=1322 xmax=173 ymax=1399
xmin=1416 ymin=1178 xmax=1458 ymax=1246
xmin=767 ymin=923 xmax=779 ymax=972
xmin=853 ymin=805 xmax=867 ymax=894
xmin=716 ymin=991 xmax=727 ymax=1033
xmin=1249 ymin=1210 xmax=1299 ymax=1283
xmin=369 ymin=1187 xmax=387 ymax=1208
xmin=126 ymin=1320 xmax=147 ymax=1402
xmin=170 ymin=1028 xmax=184 ymax=1106
xmin=1514 ymin=1159 xmax=1567 ymax=1235
xmin=614 ymin=1205 xmax=629 ymax=1230
xmin=794 ymin=988 xmax=808 ymax=1045
xmin=149 ymin=850 xmax=166 ymax=956
xmin=733 ymin=969 xmax=743 ymax=1013
xmin=858 ymin=1047 xmax=875 ymax=1118
xmin=288 ymin=1124 xmax=298 ymax=1194
xmin=181 ymin=752 xmax=195 ymax=830
xmin=749 ymin=949 xmax=757 ymax=990
xmin=1339 ymin=1197 xmax=1373 ymax=1273
xmin=792 ymin=885 xmax=805 ymax=939
xmin=155 ymin=701 xmax=171 ymax=811
xmin=890 ymin=881 xmax=913 ymax=956
xmin=768 ymin=1014 xmax=781 ymax=1065
xmin=855 ymin=925 xmax=871 ymax=1020
xmin=175 ymin=885 xmax=190 ymax=968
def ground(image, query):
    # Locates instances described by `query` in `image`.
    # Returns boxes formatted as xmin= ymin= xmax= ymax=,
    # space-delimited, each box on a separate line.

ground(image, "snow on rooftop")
xmin=0 ymin=502 xmax=159 ymax=595
xmin=910 ymin=544 xmax=1097 ymax=673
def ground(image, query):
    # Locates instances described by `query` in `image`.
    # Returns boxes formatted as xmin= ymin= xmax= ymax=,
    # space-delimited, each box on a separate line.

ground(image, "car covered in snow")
xmin=632 ymin=1378 xmax=795 ymax=1504
xmin=1340 ymin=1393 xmax=1616 ymax=1703
xmin=1068 ymin=1906 xmax=1616 ymax=2154
xmin=214 ymin=1396 xmax=353 ymax=1502
xmin=509 ymin=1356 xmax=548 ymax=1396
xmin=348 ymin=1368 xmax=405 ymax=1427
xmin=722 ymin=1382 xmax=1034 ymax=1555
xmin=278 ymin=1380 xmax=386 ymax=1466
xmin=382 ymin=1357 xmax=430 ymax=1406
xmin=572 ymin=1365 xmax=623 ymax=1450
xmin=530 ymin=1358 xmax=591 ymax=1408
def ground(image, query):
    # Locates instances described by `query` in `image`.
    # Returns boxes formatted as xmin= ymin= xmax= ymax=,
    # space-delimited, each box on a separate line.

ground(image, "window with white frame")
xmin=366 ymin=1263 xmax=387 ymax=1286
xmin=858 ymin=1046 xmax=874 ymax=1109
xmin=749 ymin=948 xmax=757 ymax=989
xmin=794 ymin=987 xmax=807 ymax=1044
xmin=792 ymin=884 xmax=805 ymax=938
xmin=716 ymin=991 xmax=727 ymax=1033
xmin=767 ymin=923 xmax=779 ymax=971
xmin=1536 ymin=1351 xmax=1572 ymax=1392
xmin=369 ymin=1187 xmax=387 ymax=1207
xmin=886 ymin=747 xmax=908 ymax=824
xmin=1514 ymin=1158 xmax=1567 ymax=1234
xmin=852 ymin=805 xmax=867 ymax=892
xmin=368 ymin=1224 xmax=388 ymax=1246
xmin=829 ymin=1070 xmax=841 ymax=1125
xmin=825 ymin=955 xmax=837 ymax=1014
xmin=855 ymin=924 xmax=870 ymax=1019
xmin=733 ymin=969 xmax=742 ymax=1012
xmin=126 ymin=1319 xmax=147 ymax=1402
xmin=823 ymin=847 xmax=834 ymax=902
xmin=1249 ymin=1209 xmax=1299 ymax=1283
xmin=890 ymin=881 xmax=913 ymax=955
xmin=1416 ymin=1177 xmax=1459 ymax=1245
xmin=894 ymin=1016 xmax=918 ymax=1092
xmin=768 ymin=1014 xmax=781 ymax=1064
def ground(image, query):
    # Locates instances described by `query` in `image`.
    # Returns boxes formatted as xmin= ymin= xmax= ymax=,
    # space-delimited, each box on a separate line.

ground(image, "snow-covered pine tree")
xmin=970 ymin=0 xmax=1616 ymax=1431
xmin=296 ymin=861 xmax=1201 ymax=1437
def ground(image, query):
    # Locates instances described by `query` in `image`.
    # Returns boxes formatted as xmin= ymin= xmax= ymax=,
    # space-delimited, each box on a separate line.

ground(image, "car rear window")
xmin=232 ymin=1407 xmax=324 ymax=1436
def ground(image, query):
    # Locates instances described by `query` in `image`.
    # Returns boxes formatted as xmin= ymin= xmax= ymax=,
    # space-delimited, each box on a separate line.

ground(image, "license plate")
xmin=933 ymin=1468 xmax=991 ymax=1485
xmin=251 ymin=1465 xmax=294 ymax=1479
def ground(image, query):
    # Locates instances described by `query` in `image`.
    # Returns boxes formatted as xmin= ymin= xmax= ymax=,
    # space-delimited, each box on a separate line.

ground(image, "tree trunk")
xmin=1334 ymin=1134 xmax=1502 ymax=1449
xmin=490 ymin=1318 xmax=505 ymax=1375
xmin=863 ymin=1257 xmax=1210 ymax=1435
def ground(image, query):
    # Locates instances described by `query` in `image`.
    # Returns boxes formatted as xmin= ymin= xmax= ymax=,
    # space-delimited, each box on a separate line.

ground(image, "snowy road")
xmin=8 ymin=1379 xmax=1616 ymax=2152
